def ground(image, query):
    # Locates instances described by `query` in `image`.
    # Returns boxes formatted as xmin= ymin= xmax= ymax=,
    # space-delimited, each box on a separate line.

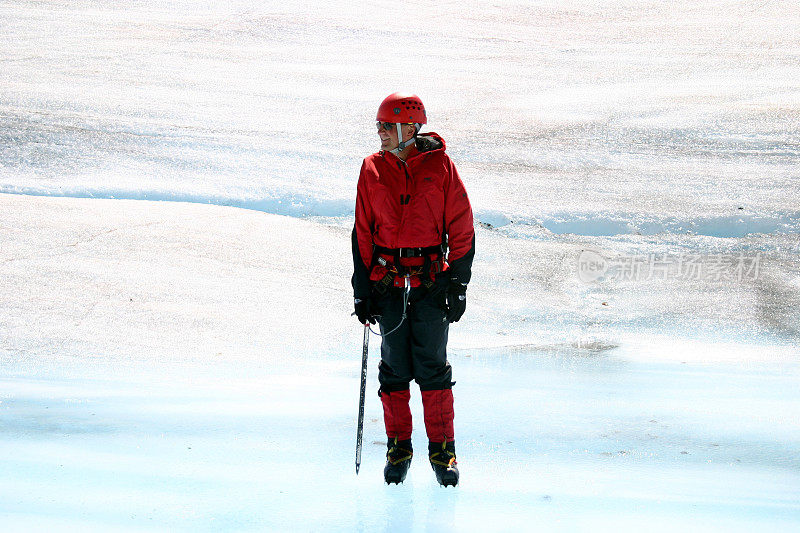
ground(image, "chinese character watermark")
xmin=577 ymin=250 xmax=762 ymax=283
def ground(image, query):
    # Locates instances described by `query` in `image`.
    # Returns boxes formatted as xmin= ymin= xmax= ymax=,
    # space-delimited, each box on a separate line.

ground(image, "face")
xmin=377 ymin=122 xmax=414 ymax=151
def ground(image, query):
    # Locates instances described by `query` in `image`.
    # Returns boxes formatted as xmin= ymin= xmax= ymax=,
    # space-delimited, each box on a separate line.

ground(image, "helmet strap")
xmin=389 ymin=123 xmax=416 ymax=155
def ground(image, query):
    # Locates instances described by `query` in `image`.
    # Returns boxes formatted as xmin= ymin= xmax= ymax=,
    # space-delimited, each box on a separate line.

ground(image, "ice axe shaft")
xmin=355 ymin=323 xmax=369 ymax=474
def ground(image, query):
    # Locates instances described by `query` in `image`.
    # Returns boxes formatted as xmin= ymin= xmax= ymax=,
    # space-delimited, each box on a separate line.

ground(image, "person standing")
xmin=351 ymin=93 xmax=475 ymax=486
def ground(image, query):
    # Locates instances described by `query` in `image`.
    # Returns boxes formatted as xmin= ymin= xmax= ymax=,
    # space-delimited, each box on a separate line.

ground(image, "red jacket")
xmin=352 ymin=133 xmax=475 ymax=298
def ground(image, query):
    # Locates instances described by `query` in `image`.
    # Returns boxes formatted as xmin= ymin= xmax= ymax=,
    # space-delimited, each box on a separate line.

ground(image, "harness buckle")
xmin=398 ymin=248 xmax=422 ymax=258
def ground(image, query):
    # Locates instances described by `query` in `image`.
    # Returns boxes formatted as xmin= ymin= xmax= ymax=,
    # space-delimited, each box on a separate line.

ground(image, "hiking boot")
xmin=429 ymin=440 xmax=458 ymax=487
xmin=384 ymin=437 xmax=413 ymax=484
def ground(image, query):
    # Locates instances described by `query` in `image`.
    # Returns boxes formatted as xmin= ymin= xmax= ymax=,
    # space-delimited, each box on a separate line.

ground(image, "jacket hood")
xmin=377 ymin=132 xmax=446 ymax=162
xmin=414 ymin=132 xmax=446 ymax=153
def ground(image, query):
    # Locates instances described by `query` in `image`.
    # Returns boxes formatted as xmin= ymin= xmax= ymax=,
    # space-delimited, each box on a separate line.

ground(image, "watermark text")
xmin=577 ymin=250 xmax=762 ymax=283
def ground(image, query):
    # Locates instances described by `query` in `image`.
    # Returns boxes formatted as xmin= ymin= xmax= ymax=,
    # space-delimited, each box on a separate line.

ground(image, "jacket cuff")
xmin=447 ymin=234 xmax=475 ymax=286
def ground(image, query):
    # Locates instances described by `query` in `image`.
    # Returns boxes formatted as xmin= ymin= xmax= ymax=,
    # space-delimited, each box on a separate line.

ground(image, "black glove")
xmin=446 ymin=283 xmax=467 ymax=323
xmin=354 ymin=298 xmax=377 ymax=325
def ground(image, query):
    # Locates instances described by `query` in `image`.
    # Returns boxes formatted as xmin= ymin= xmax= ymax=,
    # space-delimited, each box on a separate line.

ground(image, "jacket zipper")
xmin=398 ymin=160 xmax=412 ymax=244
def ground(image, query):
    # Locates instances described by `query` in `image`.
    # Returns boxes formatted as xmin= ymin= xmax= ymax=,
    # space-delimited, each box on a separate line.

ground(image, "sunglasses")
xmin=376 ymin=121 xmax=413 ymax=132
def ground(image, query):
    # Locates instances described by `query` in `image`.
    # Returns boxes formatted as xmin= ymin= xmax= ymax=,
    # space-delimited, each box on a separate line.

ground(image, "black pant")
xmin=375 ymin=283 xmax=453 ymax=392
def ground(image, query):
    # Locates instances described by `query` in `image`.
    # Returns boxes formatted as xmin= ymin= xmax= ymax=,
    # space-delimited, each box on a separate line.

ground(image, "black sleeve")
xmin=448 ymin=234 xmax=475 ymax=286
xmin=351 ymin=226 xmax=372 ymax=299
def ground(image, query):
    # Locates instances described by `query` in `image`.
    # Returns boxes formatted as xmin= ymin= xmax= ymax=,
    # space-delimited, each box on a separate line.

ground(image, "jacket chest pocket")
xmin=370 ymin=183 xmax=399 ymax=232
xmin=415 ymin=182 xmax=445 ymax=235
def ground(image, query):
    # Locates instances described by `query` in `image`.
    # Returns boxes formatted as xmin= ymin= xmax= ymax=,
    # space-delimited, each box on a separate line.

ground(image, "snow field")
xmin=2 ymin=0 xmax=799 ymax=226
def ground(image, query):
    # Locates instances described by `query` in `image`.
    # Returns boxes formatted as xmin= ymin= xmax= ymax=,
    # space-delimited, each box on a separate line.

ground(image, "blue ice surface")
xmin=0 ymin=347 xmax=799 ymax=531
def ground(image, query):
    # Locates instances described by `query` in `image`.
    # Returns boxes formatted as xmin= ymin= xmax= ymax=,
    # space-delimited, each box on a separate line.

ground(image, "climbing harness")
xmin=367 ymin=244 xmax=446 ymax=338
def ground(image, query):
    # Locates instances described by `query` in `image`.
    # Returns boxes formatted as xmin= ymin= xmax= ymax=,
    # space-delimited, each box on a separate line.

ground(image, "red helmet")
xmin=376 ymin=93 xmax=427 ymax=124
